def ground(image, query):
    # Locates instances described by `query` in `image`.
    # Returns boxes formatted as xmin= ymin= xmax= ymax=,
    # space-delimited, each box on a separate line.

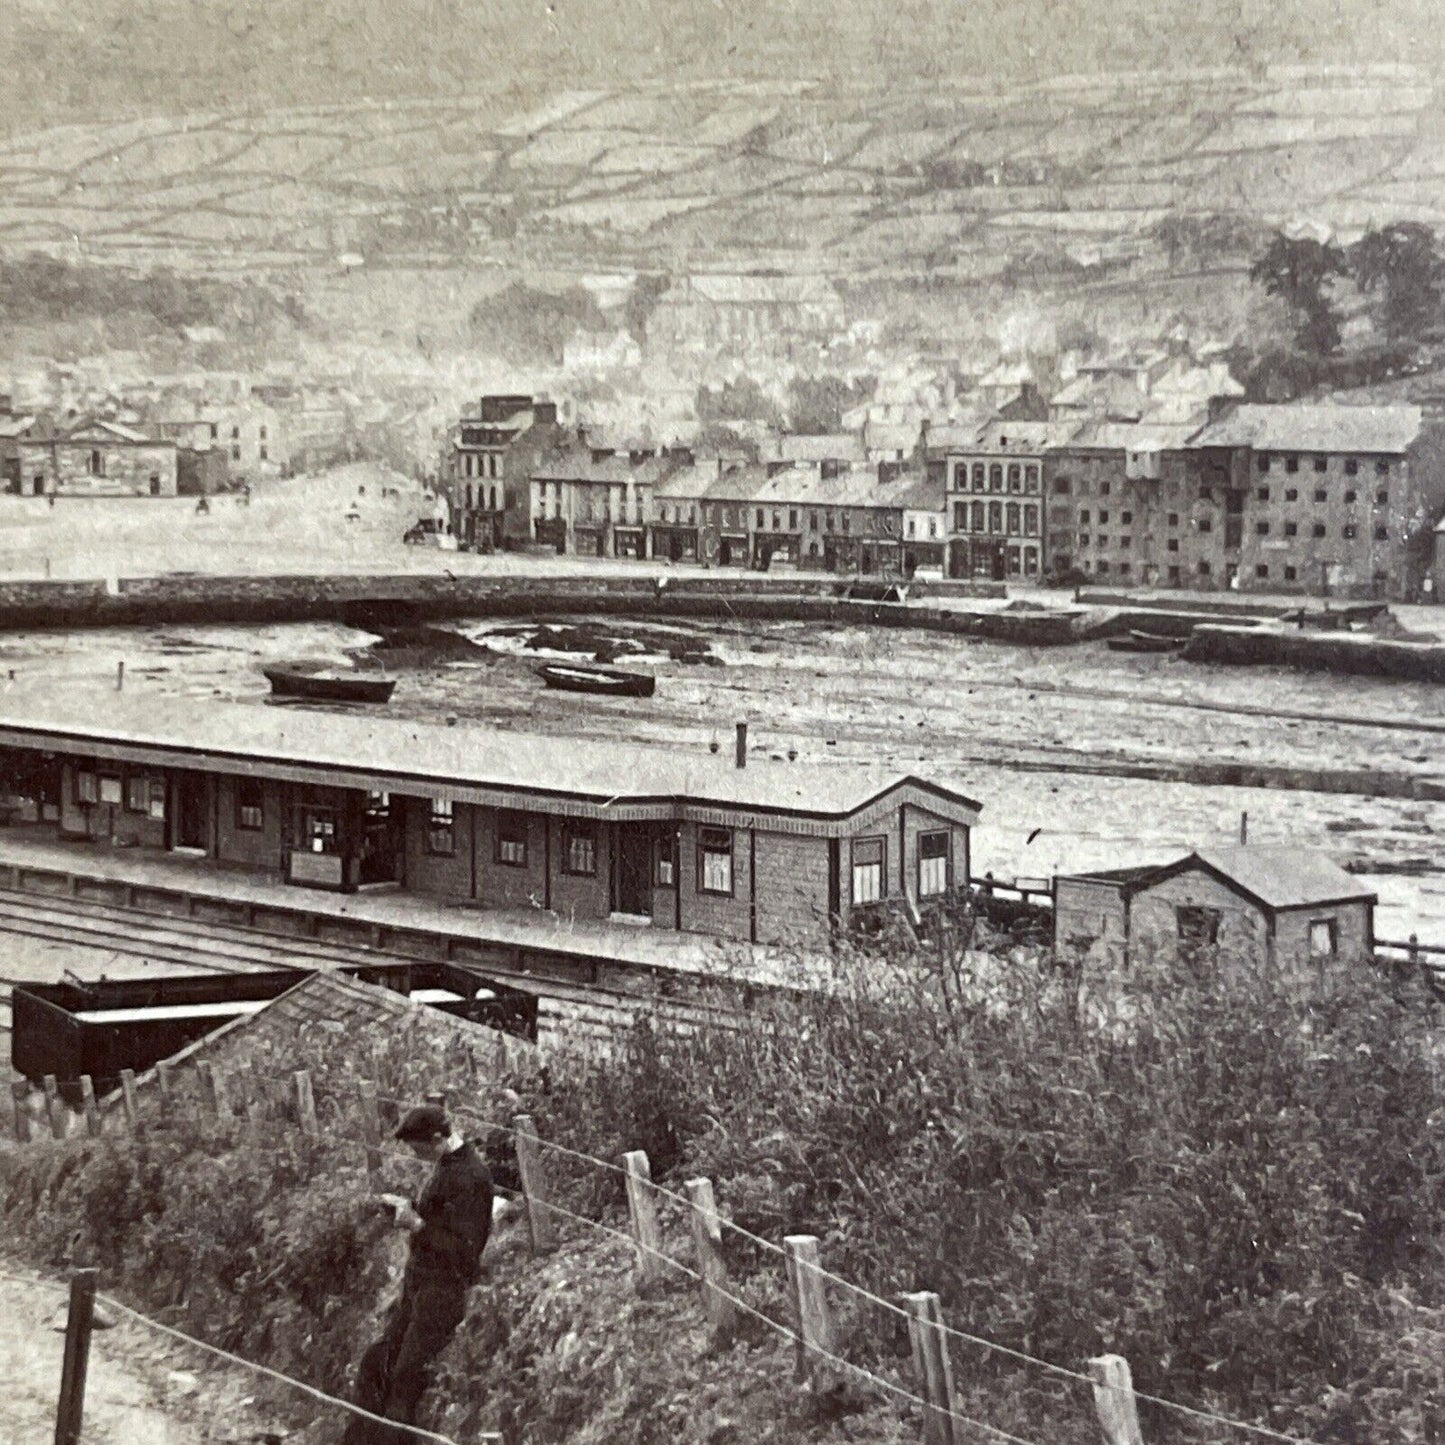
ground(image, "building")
xmin=649 ymin=463 xmax=709 ymax=563
xmin=646 ymin=274 xmax=846 ymax=355
xmin=1047 ymin=421 xmax=1197 ymax=583
xmin=1054 ymin=846 xmax=1376 ymax=974
xmin=447 ymin=395 xmax=568 ymax=551
xmin=897 ymin=473 xmax=948 ymax=576
xmin=697 ymin=463 xmax=772 ymax=568
xmin=943 ymin=420 xmax=1068 ymax=580
xmin=1183 ymin=404 xmax=1445 ymax=599
xmin=154 ymin=403 xmax=284 ymax=480
xmin=12 ymin=417 xmax=178 ymax=498
xmin=528 ymin=448 xmax=680 ymax=558
xmin=749 ymin=463 xmax=913 ymax=574
xmin=0 ymin=695 xmax=982 ymax=953
xmin=175 ymin=446 xmax=230 ymax=497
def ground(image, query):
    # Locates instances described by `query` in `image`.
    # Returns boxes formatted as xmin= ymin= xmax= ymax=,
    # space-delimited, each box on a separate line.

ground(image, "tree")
xmin=1249 ymin=232 xmax=1350 ymax=357
xmin=695 ymin=376 xmax=782 ymax=428
xmin=467 ymin=282 xmax=608 ymax=365
xmin=785 ymin=373 xmax=874 ymax=435
xmin=1350 ymin=222 xmax=1444 ymax=346
xmin=624 ymin=273 xmax=670 ymax=344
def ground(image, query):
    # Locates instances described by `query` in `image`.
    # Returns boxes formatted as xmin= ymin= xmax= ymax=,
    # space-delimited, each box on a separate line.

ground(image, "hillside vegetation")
xmin=3 ymin=942 xmax=1444 ymax=1443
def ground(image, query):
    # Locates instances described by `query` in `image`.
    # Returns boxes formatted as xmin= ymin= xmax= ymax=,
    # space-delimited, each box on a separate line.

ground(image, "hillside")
xmin=0 ymin=65 xmax=1440 ymax=302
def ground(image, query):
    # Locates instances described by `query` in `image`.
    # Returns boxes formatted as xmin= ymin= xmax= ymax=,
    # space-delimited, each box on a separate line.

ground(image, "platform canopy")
xmin=0 ymin=691 xmax=982 ymax=838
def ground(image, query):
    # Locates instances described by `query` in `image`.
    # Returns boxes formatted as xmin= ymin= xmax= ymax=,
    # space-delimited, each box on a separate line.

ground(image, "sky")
xmin=0 ymin=0 xmax=1437 ymax=134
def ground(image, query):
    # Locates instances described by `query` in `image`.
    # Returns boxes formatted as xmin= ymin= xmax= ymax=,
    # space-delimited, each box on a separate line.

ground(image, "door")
xmin=613 ymin=823 xmax=653 ymax=918
xmin=172 ymin=774 xmax=207 ymax=851
xmin=359 ymin=792 xmax=403 ymax=885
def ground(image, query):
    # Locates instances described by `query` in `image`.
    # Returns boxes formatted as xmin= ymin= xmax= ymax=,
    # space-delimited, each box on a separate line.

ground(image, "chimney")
xmin=735 ymin=722 xmax=748 ymax=769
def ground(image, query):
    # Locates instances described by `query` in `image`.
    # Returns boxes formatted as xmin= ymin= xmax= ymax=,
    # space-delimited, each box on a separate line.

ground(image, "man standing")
xmin=344 ymin=1103 xmax=494 ymax=1444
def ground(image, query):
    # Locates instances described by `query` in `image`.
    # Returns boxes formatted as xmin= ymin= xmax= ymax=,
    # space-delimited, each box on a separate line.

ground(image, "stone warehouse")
xmin=0 ymin=694 xmax=981 ymax=952
xmin=8 ymin=417 xmax=178 ymax=497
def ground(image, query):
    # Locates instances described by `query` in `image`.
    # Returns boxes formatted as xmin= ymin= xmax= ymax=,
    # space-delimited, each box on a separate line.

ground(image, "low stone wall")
xmin=1182 ymin=624 xmax=1445 ymax=684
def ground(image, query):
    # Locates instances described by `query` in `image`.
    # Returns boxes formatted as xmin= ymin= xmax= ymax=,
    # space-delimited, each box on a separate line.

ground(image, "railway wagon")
xmin=12 ymin=961 xmax=537 ymax=1098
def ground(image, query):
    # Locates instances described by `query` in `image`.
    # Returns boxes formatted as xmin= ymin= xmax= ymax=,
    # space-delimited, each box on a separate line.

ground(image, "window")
xmin=852 ymin=837 xmax=885 ymax=905
xmin=1007 ymin=464 xmax=1021 ymax=492
xmin=1256 ymin=521 xmax=1270 ymax=536
xmin=236 ymin=777 xmax=264 ymax=831
xmin=1198 ymin=560 xmax=1212 ymax=576
xmin=259 ymin=425 xmax=267 ymax=441
xmin=89 ymin=449 xmax=104 ymax=477
xmin=76 ymin=770 xmax=98 ymax=804
xmin=1006 ymin=503 xmax=1020 ymax=533
xmin=125 ymin=776 xmax=148 ymax=813
xmin=1374 ymin=525 xmax=1388 ymax=541
xmin=1312 ymin=522 xmax=1327 ymax=538
xmin=1257 ymin=486 xmax=1270 ymax=501
xmin=1177 ymin=904 xmax=1221 ymax=950
xmin=562 ymin=821 xmax=596 ymax=876
xmin=810 ymin=511 xmax=818 ymax=531
xmin=1286 ymin=456 xmax=1299 ymax=474
xmin=1167 ymin=512 xmax=1179 ymax=527
xmin=789 ymin=509 xmax=798 ymax=530
xmin=1313 ymin=489 xmax=1327 ymax=503
xmin=971 ymin=501 xmax=985 ymax=531
xmin=1053 ymin=476 xmax=1071 ymax=495
xmin=1257 ymin=455 xmax=1270 ymax=473
xmin=1079 ymin=509 xmax=1090 ymax=524
xmin=209 ymin=423 xmax=218 ymax=440
xmin=772 ymin=511 xmax=781 ymax=530
xmin=1118 ymin=560 xmax=1132 ymax=575
xmin=1098 ymin=509 xmax=1110 ymax=524
xmin=1345 ymin=458 xmax=1359 ymax=476
xmin=1078 ymin=534 xmax=1090 ymax=549
xmin=231 ymin=425 xmax=240 ymax=441
xmin=1097 ymin=534 xmax=1109 ymax=548
xmin=149 ymin=474 xmax=160 ymax=495
xmin=1313 ymin=456 xmax=1327 ymax=473
xmin=1119 ymin=535 xmax=1131 ymax=549
xmin=1284 ymin=521 xmax=1298 ymax=537
xmin=260 ymin=445 xmax=268 ymax=462
xmin=989 ymin=464 xmax=1003 ymax=491
xmin=231 ymin=446 xmax=241 ymax=462
xmin=698 ymin=827 xmax=733 ymax=895
xmin=1099 ymin=481 xmax=1111 ymax=497
xmin=1284 ymin=564 xmax=1297 ymax=581
xmin=1121 ymin=511 xmax=1132 ymax=525
xmin=1343 ymin=524 xmax=1357 ymax=540
xmin=1376 ymin=488 xmax=1389 ymax=505
xmin=953 ymin=502 xmax=968 ymax=531
xmin=1024 ymin=504 xmax=1038 ymax=534
xmin=1344 ymin=489 xmax=1357 ymax=504
xmin=1166 ymin=538 xmax=1179 ymax=553
xmin=1309 ymin=919 xmax=1338 ymax=957
xmin=1025 ymin=464 xmax=1040 ymax=492
xmin=918 ymin=832 xmax=950 ymax=897
xmin=928 ymin=517 xmax=939 ymax=539
xmin=1168 ymin=565 xmax=1180 ymax=584
xmin=1376 ymin=459 xmax=1390 ymax=476
xmin=841 ymin=514 xmax=850 ymax=534
xmin=147 ymin=780 xmax=166 ymax=821
xmin=1256 ymin=564 xmax=1269 ymax=578
xmin=988 ymin=501 xmax=1002 ymax=533
xmin=1097 ymin=560 xmax=1111 ymax=575
xmin=496 ymin=810 xmax=527 ymax=866
xmin=427 ymin=798 xmax=455 ymax=856
xmin=1285 ymin=488 xmax=1298 ymax=502
xmin=755 ymin=509 xmax=764 ymax=528
xmin=1197 ymin=517 xmax=1212 ymax=533
xmin=99 ymin=775 xmax=122 ymax=806
xmin=654 ymin=833 xmax=677 ymax=888
xmin=971 ymin=463 xmax=985 ymax=489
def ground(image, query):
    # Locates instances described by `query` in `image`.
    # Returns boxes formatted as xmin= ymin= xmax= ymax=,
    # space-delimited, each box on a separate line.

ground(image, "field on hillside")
xmin=0 ymin=66 xmax=1437 ymax=290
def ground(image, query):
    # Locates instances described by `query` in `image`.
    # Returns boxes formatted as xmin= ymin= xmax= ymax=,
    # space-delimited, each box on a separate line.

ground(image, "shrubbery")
xmin=2 ymin=948 xmax=1443 ymax=1443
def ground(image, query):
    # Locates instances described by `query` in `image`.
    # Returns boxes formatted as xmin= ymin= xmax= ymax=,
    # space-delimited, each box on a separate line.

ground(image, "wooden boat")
xmin=1281 ymin=602 xmax=1389 ymax=630
xmin=262 ymin=661 xmax=396 ymax=703
xmin=536 ymin=663 xmax=656 ymax=698
xmin=1106 ymin=630 xmax=1185 ymax=654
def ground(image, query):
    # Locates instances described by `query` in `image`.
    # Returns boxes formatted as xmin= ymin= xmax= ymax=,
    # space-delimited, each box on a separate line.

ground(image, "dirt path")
xmin=0 ymin=1265 xmax=203 ymax=1445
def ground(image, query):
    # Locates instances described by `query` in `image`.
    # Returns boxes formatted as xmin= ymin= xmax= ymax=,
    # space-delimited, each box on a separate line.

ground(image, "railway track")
xmin=0 ymin=887 xmax=740 ymax=1054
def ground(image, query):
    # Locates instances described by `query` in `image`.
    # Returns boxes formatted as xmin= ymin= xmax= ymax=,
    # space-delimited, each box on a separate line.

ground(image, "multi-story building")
xmin=528 ymin=449 xmax=680 ymax=558
xmin=649 ymin=463 xmax=710 ymax=563
xmin=1184 ymin=404 xmax=1445 ymax=598
xmin=155 ymin=403 xmax=284 ymax=479
xmin=747 ymin=463 xmax=916 ymax=574
xmin=1047 ymin=421 xmax=1196 ymax=584
xmin=447 ymin=395 xmax=567 ymax=550
xmin=646 ymin=274 xmax=846 ymax=356
xmin=897 ymin=472 xmax=948 ymax=576
xmin=943 ymin=420 xmax=1069 ymax=580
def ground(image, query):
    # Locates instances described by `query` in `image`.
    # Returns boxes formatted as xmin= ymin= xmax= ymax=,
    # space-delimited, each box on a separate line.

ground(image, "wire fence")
xmin=5 ymin=1057 xmax=1331 ymax=1445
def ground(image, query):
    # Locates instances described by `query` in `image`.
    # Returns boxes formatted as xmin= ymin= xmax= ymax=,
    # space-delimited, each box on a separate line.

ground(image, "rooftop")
xmin=1189 ymin=404 xmax=1423 ymax=455
xmin=0 ymin=690 xmax=980 ymax=835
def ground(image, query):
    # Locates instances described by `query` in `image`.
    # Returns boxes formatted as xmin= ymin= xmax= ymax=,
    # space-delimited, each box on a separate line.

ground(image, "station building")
xmin=0 ymin=695 xmax=980 ymax=952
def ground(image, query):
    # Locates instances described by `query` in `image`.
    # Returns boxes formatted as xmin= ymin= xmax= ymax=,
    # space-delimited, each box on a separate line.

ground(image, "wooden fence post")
xmin=79 ymin=1076 xmax=101 ymax=1139
xmin=155 ymin=1060 xmax=173 ymax=1113
xmin=784 ymin=1235 xmax=839 ymax=1395
xmin=903 ymin=1292 xmax=958 ymax=1445
xmin=196 ymin=1062 xmax=221 ymax=1117
xmin=361 ymin=1084 xmax=383 ymax=1188
xmin=1088 ymin=1354 xmax=1144 ymax=1445
xmin=118 ymin=1070 xmax=138 ymax=1133
xmin=684 ymin=1177 xmax=735 ymax=1341
xmin=621 ymin=1150 xmax=667 ymax=1294
xmin=42 ymin=1075 xmax=66 ymax=1141
xmin=53 ymin=1267 xmax=99 ymax=1445
xmin=12 ymin=1079 xmax=33 ymax=1143
xmin=293 ymin=1070 xmax=318 ymax=1138
xmin=512 ymin=1114 xmax=557 ymax=1253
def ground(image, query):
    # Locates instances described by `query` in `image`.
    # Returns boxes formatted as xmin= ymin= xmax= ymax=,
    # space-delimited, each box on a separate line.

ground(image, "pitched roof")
xmin=1186 ymin=846 xmax=1377 ymax=911
xmin=895 ymin=474 xmax=946 ymax=511
xmin=529 ymin=450 xmax=677 ymax=486
xmin=0 ymin=690 xmax=981 ymax=835
xmin=1189 ymin=404 xmax=1423 ymax=455
xmin=1064 ymin=420 xmax=1198 ymax=452
xmin=971 ymin=419 xmax=1080 ymax=452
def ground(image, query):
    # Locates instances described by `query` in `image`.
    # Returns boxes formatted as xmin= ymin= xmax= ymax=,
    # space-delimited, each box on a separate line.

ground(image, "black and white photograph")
xmin=2 ymin=1 xmax=1444 ymax=1441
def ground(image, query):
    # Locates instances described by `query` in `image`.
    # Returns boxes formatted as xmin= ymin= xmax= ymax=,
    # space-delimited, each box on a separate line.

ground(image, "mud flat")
xmin=1183 ymin=624 xmax=1445 ymax=683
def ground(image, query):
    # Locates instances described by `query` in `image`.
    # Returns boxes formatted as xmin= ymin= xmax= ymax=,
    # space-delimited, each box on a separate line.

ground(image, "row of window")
xmin=74 ymin=769 xmax=166 ymax=820
xmin=1257 ymin=454 xmax=1391 ymax=476
xmin=950 ymin=461 xmax=1042 ymax=494
xmin=461 ymin=452 xmax=501 ymax=479
xmin=1257 ymin=485 xmax=1389 ymax=505
xmin=463 ymin=484 xmax=500 ymax=512
xmin=951 ymin=501 xmax=1041 ymax=536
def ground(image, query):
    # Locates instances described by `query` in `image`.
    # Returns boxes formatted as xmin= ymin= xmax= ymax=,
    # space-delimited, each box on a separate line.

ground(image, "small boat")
xmin=1281 ymin=602 xmax=1389 ymax=630
xmin=1106 ymin=630 xmax=1185 ymax=654
xmin=536 ymin=664 xmax=656 ymax=698
xmin=262 ymin=661 xmax=396 ymax=703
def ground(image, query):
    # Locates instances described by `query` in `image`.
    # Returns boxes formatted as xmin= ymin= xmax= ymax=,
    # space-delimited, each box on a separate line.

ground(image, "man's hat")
xmin=394 ymin=1103 xmax=449 ymax=1143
